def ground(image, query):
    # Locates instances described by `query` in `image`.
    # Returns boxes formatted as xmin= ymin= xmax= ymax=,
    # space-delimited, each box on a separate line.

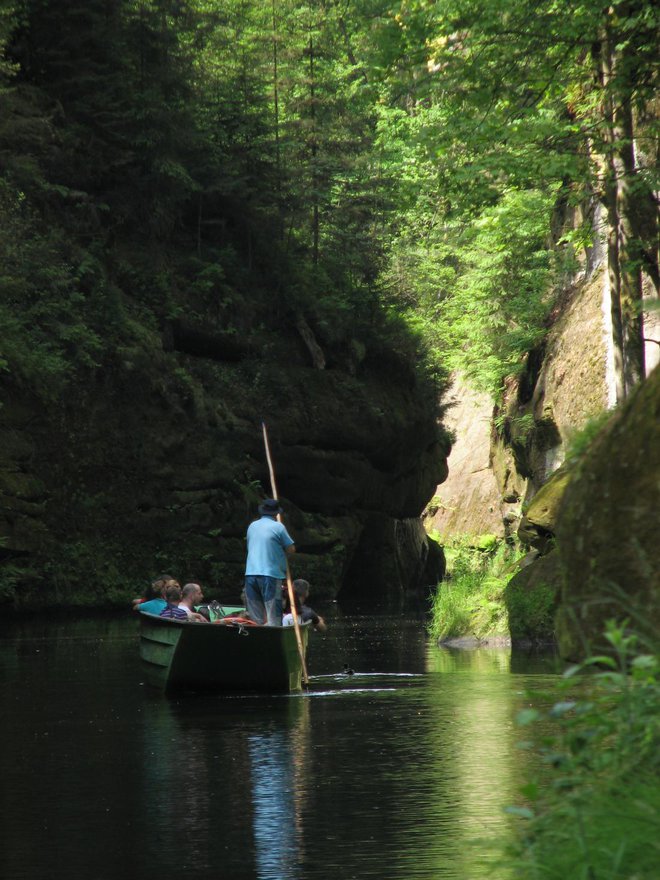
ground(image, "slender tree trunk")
xmin=309 ymin=32 xmax=319 ymax=265
xmin=594 ymin=6 xmax=647 ymax=400
xmin=605 ymin=167 xmax=626 ymax=402
xmin=271 ymin=0 xmax=281 ymax=192
xmin=598 ymin=17 xmax=626 ymax=403
xmin=606 ymin=3 xmax=649 ymax=391
xmin=614 ymin=94 xmax=645 ymax=391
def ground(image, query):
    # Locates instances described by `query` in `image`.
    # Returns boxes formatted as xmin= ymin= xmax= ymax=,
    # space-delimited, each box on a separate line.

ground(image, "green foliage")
xmin=564 ymin=409 xmax=615 ymax=464
xmin=0 ymin=181 xmax=105 ymax=400
xmin=371 ymin=0 xmax=569 ymax=398
xmin=429 ymin=537 xmax=517 ymax=640
xmin=440 ymin=189 xmax=556 ymax=395
xmin=0 ymin=2 xmax=19 ymax=82
xmin=0 ymin=537 xmax=23 ymax=602
xmin=369 ymin=0 xmax=659 ymax=399
xmin=507 ymin=621 xmax=660 ymax=879
xmin=2 ymin=0 xmax=657 ymax=409
xmin=430 ymin=536 xmax=558 ymax=642
xmin=506 ymin=580 xmax=556 ymax=641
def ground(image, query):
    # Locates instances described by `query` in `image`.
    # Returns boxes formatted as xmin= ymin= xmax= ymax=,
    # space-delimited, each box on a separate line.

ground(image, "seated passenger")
xmin=159 ymin=585 xmax=189 ymax=620
xmin=178 ymin=583 xmax=209 ymax=623
xmin=135 ymin=574 xmax=178 ymax=615
xmin=283 ymin=579 xmax=326 ymax=632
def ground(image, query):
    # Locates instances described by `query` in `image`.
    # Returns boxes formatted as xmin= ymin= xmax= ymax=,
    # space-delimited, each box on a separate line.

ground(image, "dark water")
xmin=0 ymin=610 xmax=559 ymax=880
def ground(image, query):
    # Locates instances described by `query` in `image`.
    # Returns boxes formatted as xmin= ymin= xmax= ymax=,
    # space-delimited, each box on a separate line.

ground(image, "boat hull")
xmin=139 ymin=613 xmax=310 ymax=693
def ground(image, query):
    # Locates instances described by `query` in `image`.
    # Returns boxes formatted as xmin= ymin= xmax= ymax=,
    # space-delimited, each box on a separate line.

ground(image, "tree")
xmin=367 ymin=0 xmax=659 ymax=401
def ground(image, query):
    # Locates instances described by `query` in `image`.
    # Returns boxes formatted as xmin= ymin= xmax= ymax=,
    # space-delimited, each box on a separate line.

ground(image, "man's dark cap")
xmin=259 ymin=498 xmax=283 ymax=516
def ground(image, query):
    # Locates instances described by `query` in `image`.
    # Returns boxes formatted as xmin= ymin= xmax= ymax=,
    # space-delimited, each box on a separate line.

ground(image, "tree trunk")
xmin=614 ymin=94 xmax=645 ymax=392
xmin=598 ymin=17 xmax=626 ymax=403
xmin=605 ymin=176 xmax=626 ymax=403
xmin=272 ymin=0 xmax=282 ymax=238
xmin=597 ymin=6 xmax=646 ymax=400
xmin=309 ymin=32 xmax=319 ymax=265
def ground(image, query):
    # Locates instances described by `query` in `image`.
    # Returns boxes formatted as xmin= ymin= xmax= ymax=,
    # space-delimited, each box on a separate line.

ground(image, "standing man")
xmin=245 ymin=498 xmax=295 ymax=626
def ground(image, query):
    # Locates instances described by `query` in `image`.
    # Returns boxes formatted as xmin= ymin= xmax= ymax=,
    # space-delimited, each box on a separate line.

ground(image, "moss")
xmin=505 ymin=580 xmax=557 ymax=641
xmin=555 ymin=367 xmax=660 ymax=661
xmin=1 ymin=259 xmax=447 ymax=611
xmin=522 ymin=468 xmax=571 ymax=533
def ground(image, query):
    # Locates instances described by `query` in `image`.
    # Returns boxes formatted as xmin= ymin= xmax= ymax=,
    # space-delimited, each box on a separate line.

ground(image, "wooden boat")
xmin=138 ymin=608 xmax=310 ymax=693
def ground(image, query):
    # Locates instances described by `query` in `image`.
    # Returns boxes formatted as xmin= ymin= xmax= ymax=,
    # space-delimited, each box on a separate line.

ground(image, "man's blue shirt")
xmin=245 ymin=515 xmax=294 ymax=579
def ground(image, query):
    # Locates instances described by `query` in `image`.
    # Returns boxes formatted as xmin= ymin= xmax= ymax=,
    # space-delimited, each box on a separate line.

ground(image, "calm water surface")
xmin=0 ymin=610 xmax=559 ymax=880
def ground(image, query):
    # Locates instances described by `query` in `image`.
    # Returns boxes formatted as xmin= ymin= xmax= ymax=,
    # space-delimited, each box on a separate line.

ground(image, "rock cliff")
xmin=428 ymin=243 xmax=660 ymax=658
xmin=555 ymin=363 xmax=660 ymax=659
xmin=428 ymin=266 xmax=611 ymax=541
xmin=0 ymin=310 xmax=449 ymax=610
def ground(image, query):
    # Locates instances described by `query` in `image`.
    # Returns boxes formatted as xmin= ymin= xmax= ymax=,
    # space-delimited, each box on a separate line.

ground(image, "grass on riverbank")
xmin=428 ymin=535 xmax=516 ymax=641
xmin=505 ymin=622 xmax=660 ymax=879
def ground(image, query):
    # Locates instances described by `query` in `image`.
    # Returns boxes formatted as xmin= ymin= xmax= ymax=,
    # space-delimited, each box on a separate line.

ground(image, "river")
xmin=0 ymin=610 xmax=559 ymax=880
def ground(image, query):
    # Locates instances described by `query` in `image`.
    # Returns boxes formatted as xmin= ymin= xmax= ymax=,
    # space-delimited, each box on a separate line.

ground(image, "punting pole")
xmin=261 ymin=422 xmax=309 ymax=687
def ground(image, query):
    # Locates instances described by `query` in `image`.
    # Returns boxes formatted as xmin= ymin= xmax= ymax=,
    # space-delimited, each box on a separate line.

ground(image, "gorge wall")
xmin=0 ymin=303 xmax=450 ymax=610
xmin=429 ymin=194 xmax=660 ymax=546
xmin=427 ymin=264 xmax=611 ymax=542
xmin=427 ymin=223 xmax=660 ymax=659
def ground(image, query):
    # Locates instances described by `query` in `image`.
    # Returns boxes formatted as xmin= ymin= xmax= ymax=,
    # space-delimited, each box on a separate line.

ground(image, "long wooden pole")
xmin=261 ymin=422 xmax=309 ymax=687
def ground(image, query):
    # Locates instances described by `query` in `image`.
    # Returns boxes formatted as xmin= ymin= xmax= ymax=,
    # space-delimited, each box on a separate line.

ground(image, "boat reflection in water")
xmin=139 ymin=688 xmax=311 ymax=878
xmin=248 ymin=698 xmax=311 ymax=878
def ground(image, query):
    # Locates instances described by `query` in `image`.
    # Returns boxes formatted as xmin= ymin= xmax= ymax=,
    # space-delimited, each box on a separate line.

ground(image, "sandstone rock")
xmin=517 ymin=467 xmax=571 ymax=552
xmin=504 ymin=551 xmax=561 ymax=644
xmin=555 ymin=364 xmax=660 ymax=660
xmin=527 ymin=268 xmax=609 ymax=484
xmin=426 ymin=375 xmax=506 ymax=538
xmin=0 ymin=323 xmax=449 ymax=608
xmin=492 ymin=269 xmax=610 ymax=504
xmin=428 ymin=268 xmax=610 ymax=542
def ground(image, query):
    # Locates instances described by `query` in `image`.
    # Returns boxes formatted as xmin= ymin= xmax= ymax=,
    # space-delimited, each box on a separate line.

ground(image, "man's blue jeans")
xmin=244 ymin=575 xmax=283 ymax=626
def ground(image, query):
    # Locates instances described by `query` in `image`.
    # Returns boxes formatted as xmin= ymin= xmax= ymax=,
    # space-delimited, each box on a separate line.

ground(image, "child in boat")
xmin=283 ymin=579 xmax=326 ymax=632
xmin=159 ymin=585 xmax=189 ymax=620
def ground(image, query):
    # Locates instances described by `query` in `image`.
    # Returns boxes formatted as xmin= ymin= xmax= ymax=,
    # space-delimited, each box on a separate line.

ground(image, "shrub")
xmin=506 ymin=621 xmax=660 ymax=879
xmin=429 ymin=537 xmax=516 ymax=640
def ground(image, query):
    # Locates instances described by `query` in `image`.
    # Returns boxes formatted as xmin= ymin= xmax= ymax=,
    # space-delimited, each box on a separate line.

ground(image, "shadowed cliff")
xmin=0 ymin=283 xmax=449 ymax=609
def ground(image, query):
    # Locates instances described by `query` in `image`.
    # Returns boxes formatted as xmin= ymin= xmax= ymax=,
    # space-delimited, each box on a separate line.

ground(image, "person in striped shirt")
xmin=159 ymin=585 xmax=189 ymax=620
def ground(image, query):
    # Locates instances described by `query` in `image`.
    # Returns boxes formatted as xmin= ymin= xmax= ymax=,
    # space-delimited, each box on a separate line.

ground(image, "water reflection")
xmin=248 ymin=698 xmax=310 ymax=879
xmin=135 ymin=691 xmax=313 ymax=879
xmin=0 ymin=614 xmax=559 ymax=880
xmin=421 ymin=647 xmax=517 ymax=878
xmin=428 ymin=645 xmax=513 ymax=674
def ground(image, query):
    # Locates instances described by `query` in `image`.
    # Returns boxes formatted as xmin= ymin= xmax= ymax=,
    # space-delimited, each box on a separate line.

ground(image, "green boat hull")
xmin=139 ymin=612 xmax=310 ymax=693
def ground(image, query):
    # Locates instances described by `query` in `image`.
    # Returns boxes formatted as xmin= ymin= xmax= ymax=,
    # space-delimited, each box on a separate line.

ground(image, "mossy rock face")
xmin=504 ymin=551 xmax=561 ymax=644
xmin=517 ymin=467 xmax=572 ymax=552
xmin=555 ymin=366 xmax=660 ymax=661
xmin=0 ymin=321 xmax=449 ymax=609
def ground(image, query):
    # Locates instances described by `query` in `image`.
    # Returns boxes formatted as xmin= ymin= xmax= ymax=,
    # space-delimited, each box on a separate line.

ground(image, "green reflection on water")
xmin=383 ymin=644 xmax=552 ymax=880
xmin=427 ymin=645 xmax=512 ymax=675
xmin=0 ymin=616 xmax=562 ymax=880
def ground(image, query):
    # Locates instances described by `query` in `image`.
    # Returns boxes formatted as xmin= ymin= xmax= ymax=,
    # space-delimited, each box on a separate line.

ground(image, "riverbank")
xmin=429 ymin=539 xmax=660 ymax=880
xmin=504 ymin=623 xmax=660 ymax=879
xmin=428 ymin=536 xmax=557 ymax=648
